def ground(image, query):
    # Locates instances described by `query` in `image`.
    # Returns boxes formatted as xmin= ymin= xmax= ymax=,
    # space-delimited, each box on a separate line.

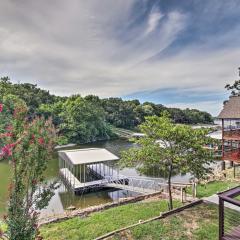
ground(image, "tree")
xmin=225 ymin=67 xmax=240 ymax=96
xmin=0 ymin=77 xmax=63 ymax=117
xmin=120 ymin=113 xmax=215 ymax=210
xmin=0 ymin=97 xmax=58 ymax=240
xmin=60 ymin=96 xmax=111 ymax=143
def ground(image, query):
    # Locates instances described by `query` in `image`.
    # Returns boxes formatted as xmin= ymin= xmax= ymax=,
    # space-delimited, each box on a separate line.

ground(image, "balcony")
xmin=219 ymin=187 xmax=240 ymax=240
xmin=223 ymin=129 xmax=240 ymax=141
xmin=222 ymin=149 xmax=240 ymax=162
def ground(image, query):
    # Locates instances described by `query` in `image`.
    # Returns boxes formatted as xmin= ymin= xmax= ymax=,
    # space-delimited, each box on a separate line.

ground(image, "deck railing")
xmin=223 ymin=129 xmax=240 ymax=140
xmin=222 ymin=149 xmax=240 ymax=161
xmin=218 ymin=187 xmax=240 ymax=240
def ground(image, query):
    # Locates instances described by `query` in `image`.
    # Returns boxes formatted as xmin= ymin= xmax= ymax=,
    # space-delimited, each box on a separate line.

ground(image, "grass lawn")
xmin=194 ymin=180 xmax=239 ymax=198
xmin=110 ymin=203 xmax=219 ymax=240
xmin=40 ymin=180 xmax=239 ymax=240
xmin=40 ymin=200 xmax=181 ymax=240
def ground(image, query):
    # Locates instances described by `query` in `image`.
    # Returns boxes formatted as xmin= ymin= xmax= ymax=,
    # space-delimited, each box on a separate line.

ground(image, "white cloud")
xmin=145 ymin=7 xmax=163 ymax=35
xmin=0 ymin=0 xmax=239 ymax=115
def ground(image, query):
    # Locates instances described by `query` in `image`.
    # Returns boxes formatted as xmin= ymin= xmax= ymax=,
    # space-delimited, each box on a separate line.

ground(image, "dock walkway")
xmin=106 ymin=183 xmax=155 ymax=194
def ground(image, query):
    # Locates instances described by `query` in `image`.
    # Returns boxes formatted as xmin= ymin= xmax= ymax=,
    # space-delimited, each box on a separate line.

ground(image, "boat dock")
xmin=58 ymin=148 xmax=196 ymax=197
xmin=59 ymin=148 xmax=129 ymax=194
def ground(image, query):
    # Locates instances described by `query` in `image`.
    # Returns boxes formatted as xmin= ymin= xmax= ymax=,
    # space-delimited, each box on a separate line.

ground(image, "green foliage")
xmin=0 ymin=77 xmax=214 ymax=144
xmin=224 ymin=68 xmax=240 ymax=96
xmin=0 ymin=76 xmax=63 ymax=115
xmin=121 ymin=114 xmax=215 ymax=209
xmin=0 ymin=97 xmax=58 ymax=240
xmin=60 ymin=96 xmax=111 ymax=143
xmin=102 ymin=98 xmax=213 ymax=128
xmin=101 ymin=98 xmax=139 ymax=128
xmin=168 ymin=108 xmax=213 ymax=124
xmin=40 ymin=200 xmax=181 ymax=240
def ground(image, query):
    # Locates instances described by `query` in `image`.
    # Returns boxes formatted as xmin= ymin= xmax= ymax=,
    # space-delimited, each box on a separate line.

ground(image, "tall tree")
xmin=225 ymin=67 xmax=240 ymax=96
xmin=60 ymin=96 xmax=111 ymax=143
xmin=121 ymin=113 xmax=215 ymax=210
xmin=0 ymin=96 xmax=58 ymax=240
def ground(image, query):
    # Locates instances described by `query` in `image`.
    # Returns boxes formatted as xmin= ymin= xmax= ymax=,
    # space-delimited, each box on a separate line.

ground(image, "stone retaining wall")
xmin=39 ymin=191 xmax=164 ymax=226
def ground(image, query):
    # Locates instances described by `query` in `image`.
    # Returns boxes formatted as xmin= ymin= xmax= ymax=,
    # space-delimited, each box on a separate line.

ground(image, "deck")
xmin=218 ymin=187 xmax=240 ymax=240
xmin=222 ymin=226 xmax=240 ymax=240
xmin=60 ymin=167 xmax=128 ymax=193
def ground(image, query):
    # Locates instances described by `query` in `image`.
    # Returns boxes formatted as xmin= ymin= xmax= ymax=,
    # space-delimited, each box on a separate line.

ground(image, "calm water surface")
xmin=0 ymin=138 xmax=211 ymax=218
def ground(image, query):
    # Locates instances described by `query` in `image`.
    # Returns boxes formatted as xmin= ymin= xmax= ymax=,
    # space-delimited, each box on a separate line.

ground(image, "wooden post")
xmin=221 ymin=161 xmax=226 ymax=171
xmin=80 ymin=164 xmax=82 ymax=183
xmin=181 ymin=187 xmax=183 ymax=203
xmin=234 ymin=164 xmax=236 ymax=178
xmin=222 ymin=119 xmax=224 ymax=159
xmin=219 ymin=197 xmax=224 ymax=240
xmin=192 ymin=182 xmax=197 ymax=198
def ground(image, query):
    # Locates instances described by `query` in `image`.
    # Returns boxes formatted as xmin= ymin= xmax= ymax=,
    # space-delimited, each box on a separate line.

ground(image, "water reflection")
xmin=40 ymin=181 xmax=139 ymax=218
xmin=0 ymin=138 xmax=219 ymax=218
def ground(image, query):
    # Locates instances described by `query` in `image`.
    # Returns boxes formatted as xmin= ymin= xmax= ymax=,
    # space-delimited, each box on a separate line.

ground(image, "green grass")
xmin=194 ymin=181 xmax=239 ymax=198
xmin=40 ymin=180 xmax=240 ymax=240
xmin=40 ymin=200 xmax=181 ymax=240
xmin=111 ymin=203 xmax=219 ymax=240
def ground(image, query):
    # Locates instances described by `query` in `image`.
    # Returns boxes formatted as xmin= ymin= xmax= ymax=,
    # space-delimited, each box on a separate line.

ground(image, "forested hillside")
xmin=0 ymin=77 xmax=213 ymax=144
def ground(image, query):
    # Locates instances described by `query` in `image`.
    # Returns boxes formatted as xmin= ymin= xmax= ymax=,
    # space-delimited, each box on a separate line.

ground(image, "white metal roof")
xmin=58 ymin=148 xmax=119 ymax=165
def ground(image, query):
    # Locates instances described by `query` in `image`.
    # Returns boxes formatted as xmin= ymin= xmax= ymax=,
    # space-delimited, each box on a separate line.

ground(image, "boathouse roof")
xmin=218 ymin=95 xmax=240 ymax=119
xmin=58 ymin=148 xmax=119 ymax=165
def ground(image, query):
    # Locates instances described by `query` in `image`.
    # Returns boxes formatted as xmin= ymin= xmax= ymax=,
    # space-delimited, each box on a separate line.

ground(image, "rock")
xmin=66 ymin=205 xmax=76 ymax=211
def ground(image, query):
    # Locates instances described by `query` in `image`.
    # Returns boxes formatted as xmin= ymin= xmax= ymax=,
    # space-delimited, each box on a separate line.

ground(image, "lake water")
xmin=0 ymin=138 xmax=215 ymax=218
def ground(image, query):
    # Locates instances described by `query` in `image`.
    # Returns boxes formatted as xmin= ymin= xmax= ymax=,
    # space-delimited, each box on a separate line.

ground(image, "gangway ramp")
xmin=106 ymin=183 xmax=155 ymax=194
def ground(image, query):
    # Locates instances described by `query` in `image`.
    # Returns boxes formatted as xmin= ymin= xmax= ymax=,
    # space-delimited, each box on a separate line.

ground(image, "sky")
xmin=0 ymin=0 xmax=240 ymax=116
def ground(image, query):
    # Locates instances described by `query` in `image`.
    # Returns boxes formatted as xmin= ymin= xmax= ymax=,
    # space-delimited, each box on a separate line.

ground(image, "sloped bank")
xmin=40 ymin=196 xmax=183 ymax=240
xmin=39 ymin=191 xmax=164 ymax=226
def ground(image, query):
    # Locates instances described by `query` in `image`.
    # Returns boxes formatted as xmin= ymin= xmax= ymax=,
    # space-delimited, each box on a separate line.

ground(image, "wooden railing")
xmin=223 ymin=129 xmax=240 ymax=140
xmin=222 ymin=149 xmax=240 ymax=161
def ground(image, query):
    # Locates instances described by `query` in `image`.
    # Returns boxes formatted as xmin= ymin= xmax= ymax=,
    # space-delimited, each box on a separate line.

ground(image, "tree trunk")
xmin=167 ymin=165 xmax=173 ymax=210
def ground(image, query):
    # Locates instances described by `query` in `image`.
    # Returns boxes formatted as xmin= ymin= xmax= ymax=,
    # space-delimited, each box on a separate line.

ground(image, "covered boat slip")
xmin=58 ymin=148 xmax=128 ymax=193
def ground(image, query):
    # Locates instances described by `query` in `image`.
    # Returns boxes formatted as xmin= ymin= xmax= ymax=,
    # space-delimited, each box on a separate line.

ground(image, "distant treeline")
xmin=0 ymin=77 xmax=213 ymax=144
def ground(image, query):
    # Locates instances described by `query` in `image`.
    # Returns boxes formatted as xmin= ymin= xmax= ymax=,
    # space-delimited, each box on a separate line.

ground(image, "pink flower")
xmin=1 ymin=144 xmax=14 ymax=157
xmin=0 ymin=133 xmax=12 ymax=138
xmin=0 ymin=103 xmax=3 ymax=113
xmin=38 ymin=138 xmax=45 ymax=145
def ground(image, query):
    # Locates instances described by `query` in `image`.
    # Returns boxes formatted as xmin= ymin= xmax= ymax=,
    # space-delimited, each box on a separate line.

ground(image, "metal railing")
xmin=104 ymin=175 xmax=196 ymax=198
xmin=104 ymin=175 xmax=162 ymax=193
xmin=218 ymin=186 xmax=240 ymax=240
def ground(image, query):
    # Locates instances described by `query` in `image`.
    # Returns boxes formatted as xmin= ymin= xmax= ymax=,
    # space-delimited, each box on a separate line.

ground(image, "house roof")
xmin=58 ymin=148 xmax=119 ymax=165
xmin=218 ymin=96 xmax=240 ymax=119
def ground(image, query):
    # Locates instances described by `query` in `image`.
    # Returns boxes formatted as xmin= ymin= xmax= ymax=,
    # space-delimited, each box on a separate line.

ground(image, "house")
xmin=218 ymin=95 xmax=240 ymax=163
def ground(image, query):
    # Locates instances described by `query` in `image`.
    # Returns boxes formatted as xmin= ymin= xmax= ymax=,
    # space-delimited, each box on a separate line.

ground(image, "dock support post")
xmin=84 ymin=164 xmax=86 ymax=184
xmin=233 ymin=164 xmax=236 ymax=178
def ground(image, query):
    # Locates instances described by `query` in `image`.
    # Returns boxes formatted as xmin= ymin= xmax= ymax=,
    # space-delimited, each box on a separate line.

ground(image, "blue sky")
xmin=0 ymin=0 xmax=240 ymax=116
